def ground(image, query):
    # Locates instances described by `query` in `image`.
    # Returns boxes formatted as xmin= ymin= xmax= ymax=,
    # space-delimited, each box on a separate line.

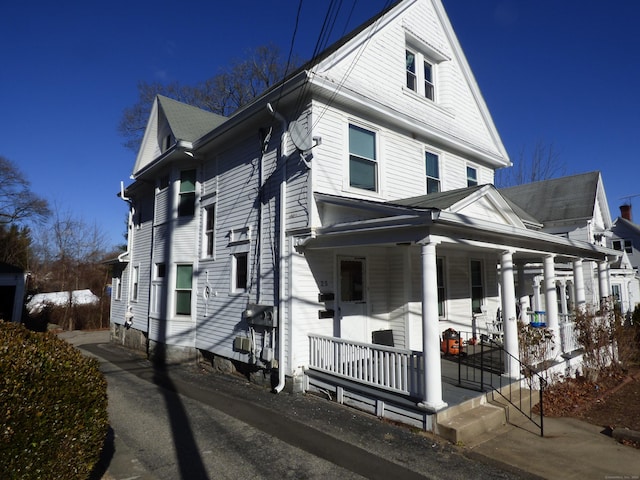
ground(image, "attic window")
xmin=466 ymin=166 xmax=478 ymax=187
xmin=613 ymin=239 xmax=632 ymax=254
xmin=406 ymin=49 xmax=434 ymax=101
xmin=162 ymin=134 xmax=173 ymax=153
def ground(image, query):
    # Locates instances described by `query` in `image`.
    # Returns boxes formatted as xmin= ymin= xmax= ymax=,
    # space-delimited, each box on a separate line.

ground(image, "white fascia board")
xmin=436 ymin=210 xmax=618 ymax=260
xmin=307 ymin=74 xmax=509 ymax=168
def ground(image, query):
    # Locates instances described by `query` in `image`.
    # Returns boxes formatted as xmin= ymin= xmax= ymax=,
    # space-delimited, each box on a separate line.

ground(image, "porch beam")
xmin=500 ymin=250 xmax=520 ymax=378
xmin=417 ymin=240 xmax=447 ymax=412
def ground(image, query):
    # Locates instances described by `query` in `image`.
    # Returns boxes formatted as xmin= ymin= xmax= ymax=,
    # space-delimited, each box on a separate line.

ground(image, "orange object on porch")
xmin=441 ymin=328 xmax=461 ymax=355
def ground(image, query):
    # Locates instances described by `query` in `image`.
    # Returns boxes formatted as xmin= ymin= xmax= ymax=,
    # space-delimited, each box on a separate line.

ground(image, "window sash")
xmin=205 ymin=205 xmax=215 ymax=257
xmin=175 ymin=265 xmax=193 ymax=315
xmin=349 ymin=124 xmax=377 ymax=191
xmin=436 ymin=258 xmax=445 ymax=317
xmin=470 ymin=260 xmax=483 ymax=313
xmin=467 ymin=166 xmax=478 ymax=187
xmin=425 ymin=152 xmax=440 ymax=194
xmin=423 ymin=60 xmax=434 ymax=100
xmin=406 ymin=50 xmax=417 ymax=91
xmin=234 ymin=253 xmax=248 ymax=291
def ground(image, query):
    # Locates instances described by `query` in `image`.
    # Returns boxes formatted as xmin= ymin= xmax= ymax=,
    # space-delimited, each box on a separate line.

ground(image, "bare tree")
xmin=118 ymin=44 xmax=299 ymax=152
xmin=495 ymin=141 xmax=567 ymax=188
xmin=0 ymin=156 xmax=50 ymax=225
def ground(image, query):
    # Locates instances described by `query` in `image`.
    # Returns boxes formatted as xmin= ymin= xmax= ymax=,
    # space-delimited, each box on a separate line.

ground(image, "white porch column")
xmin=417 ymin=240 xmax=447 ymax=412
xmin=543 ymin=255 xmax=560 ymax=349
xmin=598 ymin=261 xmax=610 ymax=304
xmin=559 ymin=279 xmax=568 ymax=321
xmin=572 ymin=258 xmax=586 ymax=312
xmin=516 ymin=262 xmax=529 ymax=321
xmin=532 ymin=276 xmax=542 ymax=312
xmin=500 ymin=250 xmax=520 ymax=378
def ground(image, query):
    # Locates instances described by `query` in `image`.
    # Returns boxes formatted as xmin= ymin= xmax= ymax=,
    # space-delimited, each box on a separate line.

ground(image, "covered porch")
xmin=289 ymin=188 xmax=618 ymax=421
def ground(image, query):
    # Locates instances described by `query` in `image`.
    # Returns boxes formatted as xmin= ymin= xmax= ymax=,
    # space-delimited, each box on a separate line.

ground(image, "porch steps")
xmin=436 ymin=385 xmax=537 ymax=446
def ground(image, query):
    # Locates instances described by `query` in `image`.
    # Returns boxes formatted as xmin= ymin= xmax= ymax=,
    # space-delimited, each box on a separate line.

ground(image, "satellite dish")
xmin=289 ymin=120 xmax=313 ymax=151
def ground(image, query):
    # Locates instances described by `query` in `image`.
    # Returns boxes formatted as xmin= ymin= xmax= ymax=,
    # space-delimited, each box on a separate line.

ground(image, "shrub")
xmin=574 ymin=302 xmax=621 ymax=381
xmin=0 ymin=322 xmax=108 ymax=479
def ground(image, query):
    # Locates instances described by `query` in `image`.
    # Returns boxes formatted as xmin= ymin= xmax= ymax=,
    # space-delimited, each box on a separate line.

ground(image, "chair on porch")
xmin=485 ymin=308 xmax=503 ymax=344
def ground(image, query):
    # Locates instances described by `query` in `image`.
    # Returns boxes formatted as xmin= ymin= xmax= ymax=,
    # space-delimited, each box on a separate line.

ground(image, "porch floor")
xmin=440 ymin=356 xmax=506 ymax=408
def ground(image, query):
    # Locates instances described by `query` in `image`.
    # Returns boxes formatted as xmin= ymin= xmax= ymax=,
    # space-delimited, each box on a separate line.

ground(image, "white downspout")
xmin=119 ymin=181 xmax=135 ymax=329
xmin=267 ymin=103 xmax=289 ymax=393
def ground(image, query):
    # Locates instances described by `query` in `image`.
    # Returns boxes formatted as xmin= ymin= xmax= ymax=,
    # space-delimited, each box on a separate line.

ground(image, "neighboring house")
xmin=26 ymin=289 xmax=100 ymax=315
xmin=0 ymin=262 xmax=27 ymax=323
xmin=500 ymin=172 xmax=624 ymax=316
xmin=610 ymin=204 xmax=640 ymax=314
xmin=111 ymin=0 xmax=618 ymax=427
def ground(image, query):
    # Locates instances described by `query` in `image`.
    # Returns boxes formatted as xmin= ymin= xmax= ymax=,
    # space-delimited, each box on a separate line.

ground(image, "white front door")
xmin=338 ymin=257 xmax=368 ymax=342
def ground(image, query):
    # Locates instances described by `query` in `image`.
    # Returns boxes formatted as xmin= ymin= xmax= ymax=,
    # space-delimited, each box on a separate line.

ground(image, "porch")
xmin=305 ymin=328 xmax=581 ymax=436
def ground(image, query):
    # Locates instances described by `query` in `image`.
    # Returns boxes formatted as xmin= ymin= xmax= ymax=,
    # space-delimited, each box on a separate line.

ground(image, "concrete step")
xmin=436 ymin=403 xmax=506 ymax=445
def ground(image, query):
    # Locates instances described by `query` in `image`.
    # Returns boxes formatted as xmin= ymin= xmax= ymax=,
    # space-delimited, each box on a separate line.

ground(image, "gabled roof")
xmin=133 ymin=95 xmax=227 ymax=177
xmin=500 ymin=172 xmax=603 ymax=225
xmin=157 ymin=95 xmax=227 ymax=143
xmin=392 ymin=185 xmax=486 ymax=210
xmin=613 ymin=216 xmax=640 ymax=236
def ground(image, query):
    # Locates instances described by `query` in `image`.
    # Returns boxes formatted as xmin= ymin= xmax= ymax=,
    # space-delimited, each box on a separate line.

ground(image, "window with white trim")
xmin=131 ymin=265 xmax=139 ymax=301
xmin=467 ymin=166 xmax=478 ymax=187
xmin=425 ymin=151 xmax=440 ymax=194
xmin=406 ymin=48 xmax=435 ymax=101
xmin=612 ymin=239 xmax=632 ymax=254
xmin=178 ymin=169 xmax=196 ymax=217
xmin=233 ymin=252 xmax=248 ymax=293
xmin=114 ymin=277 xmax=122 ymax=301
xmin=175 ymin=264 xmax=193 ymax=315
xmin=348 ymin=124 xmax=377 ymax=192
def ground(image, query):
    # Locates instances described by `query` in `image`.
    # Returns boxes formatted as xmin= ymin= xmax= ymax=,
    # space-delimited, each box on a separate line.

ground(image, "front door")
xmin=337 ymin=257 xmax=368 ymax=342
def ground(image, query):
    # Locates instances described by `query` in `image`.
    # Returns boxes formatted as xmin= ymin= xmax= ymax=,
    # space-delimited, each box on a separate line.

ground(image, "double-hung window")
xmin=467 ymin=166 xmax=478 ymax=187
xmin=436 ymin=257 xmax=446 ymax=317
xmin=406 ymin=48 xmax=435 ymax=101
xmin=178 ymin=169 xmax=196 ymax=217
xmin=175 ymin=264 xmax=193 ymax=315
xmin=349 ymin=124 xmax=377 ymax=192
xmin=425 ymin=151 xmax=440 ymax=194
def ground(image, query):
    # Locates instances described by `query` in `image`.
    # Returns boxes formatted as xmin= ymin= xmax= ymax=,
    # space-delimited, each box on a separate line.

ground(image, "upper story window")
xmin=467 ymin=166 xmax=478 ymax=187
xmin=406 ymin=48 xmax=435 ymax=101
xmin=178 ymin=169 xmax=196 ymax=217
xmin=158 ymin=174 xmax=170 ymax=191
xmin=349 ymin=124 xmax=377 ymax=192
xmin=425 ymin=151 xmax=440 ymax=194
xmin=613 ymin=239 xmax=632 ymax=254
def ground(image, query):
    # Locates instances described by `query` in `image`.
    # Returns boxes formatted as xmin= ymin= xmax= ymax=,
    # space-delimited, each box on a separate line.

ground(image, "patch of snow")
xmin=27 ymin=289 xmax=99 ymax=314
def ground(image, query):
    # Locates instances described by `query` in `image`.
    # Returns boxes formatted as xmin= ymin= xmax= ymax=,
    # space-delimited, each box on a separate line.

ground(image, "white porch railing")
xmin=308 ymin=334 xmax=424 ymax=396
xmin=559 ymin=321 xmax=580 ymax=354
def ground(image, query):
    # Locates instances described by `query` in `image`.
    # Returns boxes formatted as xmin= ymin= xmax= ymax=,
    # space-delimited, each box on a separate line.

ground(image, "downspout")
xmin=119 ymin=181 xmax=135 ymax=330
xmin=267 ymin=102 xmax=289 ymax=394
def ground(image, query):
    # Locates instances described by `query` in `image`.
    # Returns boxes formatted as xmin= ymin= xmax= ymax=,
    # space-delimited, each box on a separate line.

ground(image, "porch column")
xmin=532 ymin=276 xmax=542 ymax=312
xmin=417 ymin=240 xmax=447 ymax=412
xmin=572 ymin=258 xmax=586 ymax=312
xmin=598 ymin=261 xmax=610 ymax=304
xmin=558 ymin=279 xmax=568 ymax=321
xmin=500 ymin=250 xmax=520 ymax=378
xmin=543 ymin=255 xmax=560 ymax=350
xmin=516 ymin=262 xmax=529 ymax=321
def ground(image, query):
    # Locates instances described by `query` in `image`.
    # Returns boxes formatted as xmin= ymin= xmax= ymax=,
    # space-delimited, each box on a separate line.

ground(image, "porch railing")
xmin=308 ymin=334 xmax=423 ymax=396
xmin=559 ymin=321 xmax=580 ymax=354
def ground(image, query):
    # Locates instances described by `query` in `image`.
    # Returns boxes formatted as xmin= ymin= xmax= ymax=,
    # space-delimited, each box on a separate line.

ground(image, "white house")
xmin=111 ymin=0 xmax=619 ymax=430
xmin=609 ymin=204 xmax=640 ymax=315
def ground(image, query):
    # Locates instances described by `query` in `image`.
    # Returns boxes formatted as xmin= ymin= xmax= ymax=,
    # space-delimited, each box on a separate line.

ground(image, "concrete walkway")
xmin=59 ymin=330 xmax=640 ymax=479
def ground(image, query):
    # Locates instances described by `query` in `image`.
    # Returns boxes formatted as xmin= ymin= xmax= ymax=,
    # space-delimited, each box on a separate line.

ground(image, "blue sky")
xmin=2 ymin=0 xmax=639 ymax=249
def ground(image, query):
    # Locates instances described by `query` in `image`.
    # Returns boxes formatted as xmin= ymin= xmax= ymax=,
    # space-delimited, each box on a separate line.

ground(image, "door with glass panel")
xmin=338 ymin=257 xmax=368 ymax=342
